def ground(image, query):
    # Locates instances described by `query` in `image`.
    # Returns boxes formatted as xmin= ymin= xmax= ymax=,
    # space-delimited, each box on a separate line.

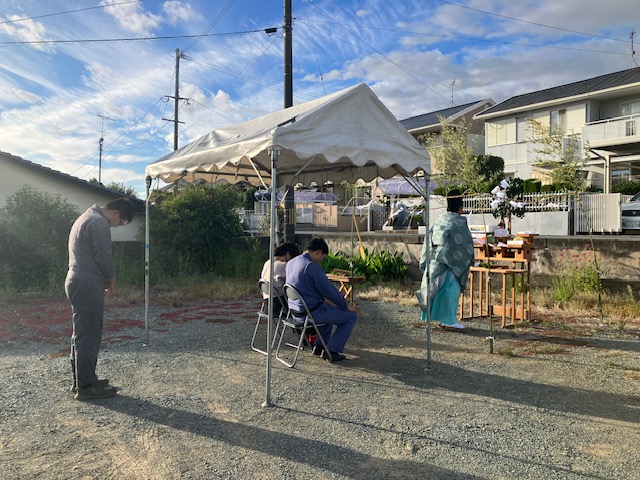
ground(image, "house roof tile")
xmin=400 ymin=99 xmax=491 ymax=131
xmin=476 ymin=67 xmax=640 ymax=118
xmin=1 ymin=150 xmax=144 ymax=210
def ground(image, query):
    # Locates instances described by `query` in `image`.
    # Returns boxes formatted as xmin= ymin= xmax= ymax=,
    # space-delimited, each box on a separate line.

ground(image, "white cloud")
xmin=162 ymin=1 xmax=200 ymax=25
xmin=0 ymin=15 xmax=50 ymax=51
xmin=11 ymin=87 xmax=42 ymax=104
xmin=0 ymin=0 xmax=637 ymax=196
xmin=100 ymin=0 xmax=162 ymax=35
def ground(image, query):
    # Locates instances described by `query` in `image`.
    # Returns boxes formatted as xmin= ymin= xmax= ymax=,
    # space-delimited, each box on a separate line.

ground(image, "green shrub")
xmin=148 ymin=184 xmax=244 ymax=276
xmin=0 ymin=186 xmax=79 ymax=292
xmin=612 ymin=180 xmax=640 ymax=195
xmin=523 ymin=179 xmax=541 ymax=193
xmin=321 ymin=249 xmax=408 ymax=281
xmin=551 ymin=249 xmax=601 ymax=302
xmin=540 ymin=184 xmax=556 ymax=193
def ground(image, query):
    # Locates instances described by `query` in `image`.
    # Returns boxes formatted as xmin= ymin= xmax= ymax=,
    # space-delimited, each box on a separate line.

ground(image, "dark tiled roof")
xmin=1 ymin=150 xmax=144 ymax=210
xmin=400 ymin=100 xmax=490 ymax=130
xmin=477 ymin=67 xmax=640 ymax=117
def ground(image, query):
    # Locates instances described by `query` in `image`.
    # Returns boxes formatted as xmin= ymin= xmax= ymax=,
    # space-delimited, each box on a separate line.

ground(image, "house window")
xmin=550 ymin=109 xmax=566 ymax=132
xmin=516 ymin=116 xmax=528 ymax=142
xmin=626 ymin=120 xmax=637 ymax=137
xmin=621 ymin=100 xmax=640 ymax=116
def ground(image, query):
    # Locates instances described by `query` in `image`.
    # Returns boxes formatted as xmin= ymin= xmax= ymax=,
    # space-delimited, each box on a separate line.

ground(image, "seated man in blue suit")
xmin=285 ymin=237 xmax=358 ymax=362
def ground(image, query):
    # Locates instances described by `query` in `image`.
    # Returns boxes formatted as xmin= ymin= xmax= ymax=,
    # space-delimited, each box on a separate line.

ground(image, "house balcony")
xmin=583 ymin=114 xmax=640 ymax=154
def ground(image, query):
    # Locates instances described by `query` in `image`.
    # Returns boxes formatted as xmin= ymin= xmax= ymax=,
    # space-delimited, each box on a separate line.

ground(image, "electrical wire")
xmin=298 ymin=19 xmax=461 ymax=99
xmin=299 ymin=18 xmax=629 ymax=56
xmin=0 ymin=29 xmax=278 ymax=47
xmin=182 ymin=32 xmax=281 ymax=133
xmin=303 ymin=3 xmax=452 ymax=104
xmin=181 ymin=0 xmax=237 ymax=53
xmin=436 ymin=0 xmax=630 ymax=44
xmin=0 ymin=0 xmax=141 ymax=25
xmin=186 ymin=57 xmax=319 ymax=102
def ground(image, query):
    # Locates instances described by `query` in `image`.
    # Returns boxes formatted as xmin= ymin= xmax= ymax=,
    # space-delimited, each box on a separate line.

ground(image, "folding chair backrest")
xmin=258 ymin=279 xmax=270 ymax=297
xmin=260 ymin=279 xmax=286 ymax=317
xmin=283 ymin=284 xmax=311 ymax=317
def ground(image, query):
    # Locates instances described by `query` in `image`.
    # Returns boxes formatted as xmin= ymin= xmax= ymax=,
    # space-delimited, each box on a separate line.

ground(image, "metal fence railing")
xmin=461 ymin=192 xmax=629 ymax=234
xmin=243 ymin=192 xmax=634 ymax=235
xmin=462 ymin=191 xmax=573 ymax=214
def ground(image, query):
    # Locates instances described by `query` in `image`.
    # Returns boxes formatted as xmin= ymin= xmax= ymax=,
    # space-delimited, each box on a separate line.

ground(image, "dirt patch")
xmin=1 ymin=296 xmax=639 ymax=479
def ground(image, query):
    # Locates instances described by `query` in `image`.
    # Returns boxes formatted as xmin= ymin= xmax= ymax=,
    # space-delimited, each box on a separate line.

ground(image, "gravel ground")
xmin=0 ymin=295 xmax=639 ymax=479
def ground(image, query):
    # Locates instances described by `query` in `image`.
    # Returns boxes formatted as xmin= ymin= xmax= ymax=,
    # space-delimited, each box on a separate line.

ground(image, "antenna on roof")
xmin=97 ymin=114 xmax=114 ymax=184
xmin=449 ymin=79 xmax=456 ymax=107
xmin=630 ymin=30 xmax=639 ymax=68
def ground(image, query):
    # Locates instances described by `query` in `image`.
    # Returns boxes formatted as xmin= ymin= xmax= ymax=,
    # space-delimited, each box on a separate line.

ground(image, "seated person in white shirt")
xmin=260 ymin=242 xmax=300 ymax=317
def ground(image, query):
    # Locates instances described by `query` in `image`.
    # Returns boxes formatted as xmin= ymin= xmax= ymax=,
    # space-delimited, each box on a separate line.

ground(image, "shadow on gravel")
xmin=342 ymin=349 xmax=640 ymax=424
xmin=101 ymin=394 xmax=480 ymax=480
xmin=451 ymin=325 xmax=640 ymax=354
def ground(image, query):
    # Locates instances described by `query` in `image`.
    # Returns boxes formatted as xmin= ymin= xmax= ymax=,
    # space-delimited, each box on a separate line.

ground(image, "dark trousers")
xmin=65 ymin=277 xmax=105 ymax=388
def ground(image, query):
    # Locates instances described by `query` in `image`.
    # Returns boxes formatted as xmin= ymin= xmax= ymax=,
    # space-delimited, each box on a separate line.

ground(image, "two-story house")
xmin=400 ymin=99 xmax=494 ymax=176
xmin=475 ymin=67 xmax=640 ymax=193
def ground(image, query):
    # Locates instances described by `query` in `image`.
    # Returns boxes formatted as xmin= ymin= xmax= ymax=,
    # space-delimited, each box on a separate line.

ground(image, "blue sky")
xmin=0 ymin=0 xmax=637 ymax=196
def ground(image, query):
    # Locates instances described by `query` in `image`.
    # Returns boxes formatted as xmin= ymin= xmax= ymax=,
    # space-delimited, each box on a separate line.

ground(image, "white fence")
xmin=574 ymin=193 xmax=631 ymax=233
xmin=242 ymin=193 xmax=633 ymax=235
xmin=461 ymin=192 xmax=630 ymax=234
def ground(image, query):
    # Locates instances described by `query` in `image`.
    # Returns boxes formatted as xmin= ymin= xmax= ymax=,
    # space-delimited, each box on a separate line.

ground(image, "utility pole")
xmin=97 ymin=114 xmax=113 ymax=184
xmin=162 ymin=48 xmax=190 ymax=151
xmin=282 ymin=0 xmax=295 ymax=242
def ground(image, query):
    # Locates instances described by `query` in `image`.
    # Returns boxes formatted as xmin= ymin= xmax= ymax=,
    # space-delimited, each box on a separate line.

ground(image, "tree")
xmin=419 ymin=118 xmax=502 ymax=195
xmin=149 ymin=184 xmax=244 ymax=275
xmin=88 ymin=178 xmax=137 ymax=197
xmin=473 ymin=154 xmax=505 ymax=193
xmin=527 ymin=120 xmax=602 ymax=323
xmin=0 ymin=186 xmax=79 ymax=291
xmin=527 ymin=119 xmax=586 ymax=192
xmin=104 ymin=181 xmax=137 ymax=197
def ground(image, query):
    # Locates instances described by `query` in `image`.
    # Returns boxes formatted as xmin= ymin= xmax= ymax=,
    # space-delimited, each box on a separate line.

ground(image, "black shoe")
xmin=75 ymin=384 xmax=117 ymax=401
xmin=312 ymin=344 xmax=324 ymax=356
xmin=70 ymin=378 xmax=109 ymax=394
xmin=323 ymin=351 xmax=346 ymax=362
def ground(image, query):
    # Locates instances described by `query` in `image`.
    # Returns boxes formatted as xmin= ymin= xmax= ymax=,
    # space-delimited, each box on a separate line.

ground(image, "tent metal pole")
xmin=263 ymin=148 xmax=279 ymax=408
xmin=144 ymin=176 xmax=152 ymax=346
xmin=423 ymin=182 xmax=432 ymax=369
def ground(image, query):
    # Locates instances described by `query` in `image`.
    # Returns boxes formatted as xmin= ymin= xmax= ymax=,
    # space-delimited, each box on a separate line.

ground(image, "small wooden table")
xmin=326 ymin=269 xmax=366 ymax=304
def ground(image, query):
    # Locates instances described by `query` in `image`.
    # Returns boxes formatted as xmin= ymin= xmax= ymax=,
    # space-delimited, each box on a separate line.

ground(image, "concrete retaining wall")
xmin=296 ymin=231 xmax=640 ymax=288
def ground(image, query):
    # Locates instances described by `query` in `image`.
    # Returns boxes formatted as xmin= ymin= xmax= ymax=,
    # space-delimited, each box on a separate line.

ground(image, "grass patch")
xmin=496 ymin=346 xmax=515 ymax=357
xmin=357 ymin=282 xmax=418 ymax=305
xmin=525 ymin=343 xmax=566 ymax=355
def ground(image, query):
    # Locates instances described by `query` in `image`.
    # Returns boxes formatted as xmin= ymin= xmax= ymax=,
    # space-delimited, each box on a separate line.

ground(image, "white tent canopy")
xmin=146 ymin=83 xmax=429 ymax=186
xmin=144 ymin=83 xmax=431 ymax=406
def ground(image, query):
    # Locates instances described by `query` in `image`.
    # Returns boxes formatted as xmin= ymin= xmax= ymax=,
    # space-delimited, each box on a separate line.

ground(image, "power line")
xmin=302 ymin=4 xmax=452 ymax=104
xmin=183 ymin=32 xmax=281 ymax=133
xmin=182 ymin=0 xmax=237 ymax=53
xmin=436 ymin=0 xmax=629 ymax=44
xmin=300 ymin=18 xmax=629 ymax=56
xmin=0 ymin=0 xmax=141 ymax=25
xmin=0 ymin=28 xmax=279 ymax=47
xmin=187 ymin=57 xmax=319 ymax=102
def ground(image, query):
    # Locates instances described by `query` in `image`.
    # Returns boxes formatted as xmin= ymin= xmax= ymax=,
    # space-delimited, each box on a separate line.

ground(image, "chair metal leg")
xmin=275 ymin=319 xmax=331 ymax=367
xmin=251 ymin=310 xmax=281 ymax=355
xmin=275 ymin=320 xmax=306 ymax=367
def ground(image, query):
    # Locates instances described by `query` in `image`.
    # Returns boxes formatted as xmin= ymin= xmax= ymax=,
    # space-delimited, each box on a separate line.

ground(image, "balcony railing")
xmin=583 ymin=114 xmax=640 ymax=143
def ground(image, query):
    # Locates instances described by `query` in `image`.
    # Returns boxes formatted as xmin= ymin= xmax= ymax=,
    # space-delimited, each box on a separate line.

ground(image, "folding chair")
xmin=275 ymin=283 xmax=331 ymax=367
xmin=251 ymin=280 xmax=286 ymax=355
